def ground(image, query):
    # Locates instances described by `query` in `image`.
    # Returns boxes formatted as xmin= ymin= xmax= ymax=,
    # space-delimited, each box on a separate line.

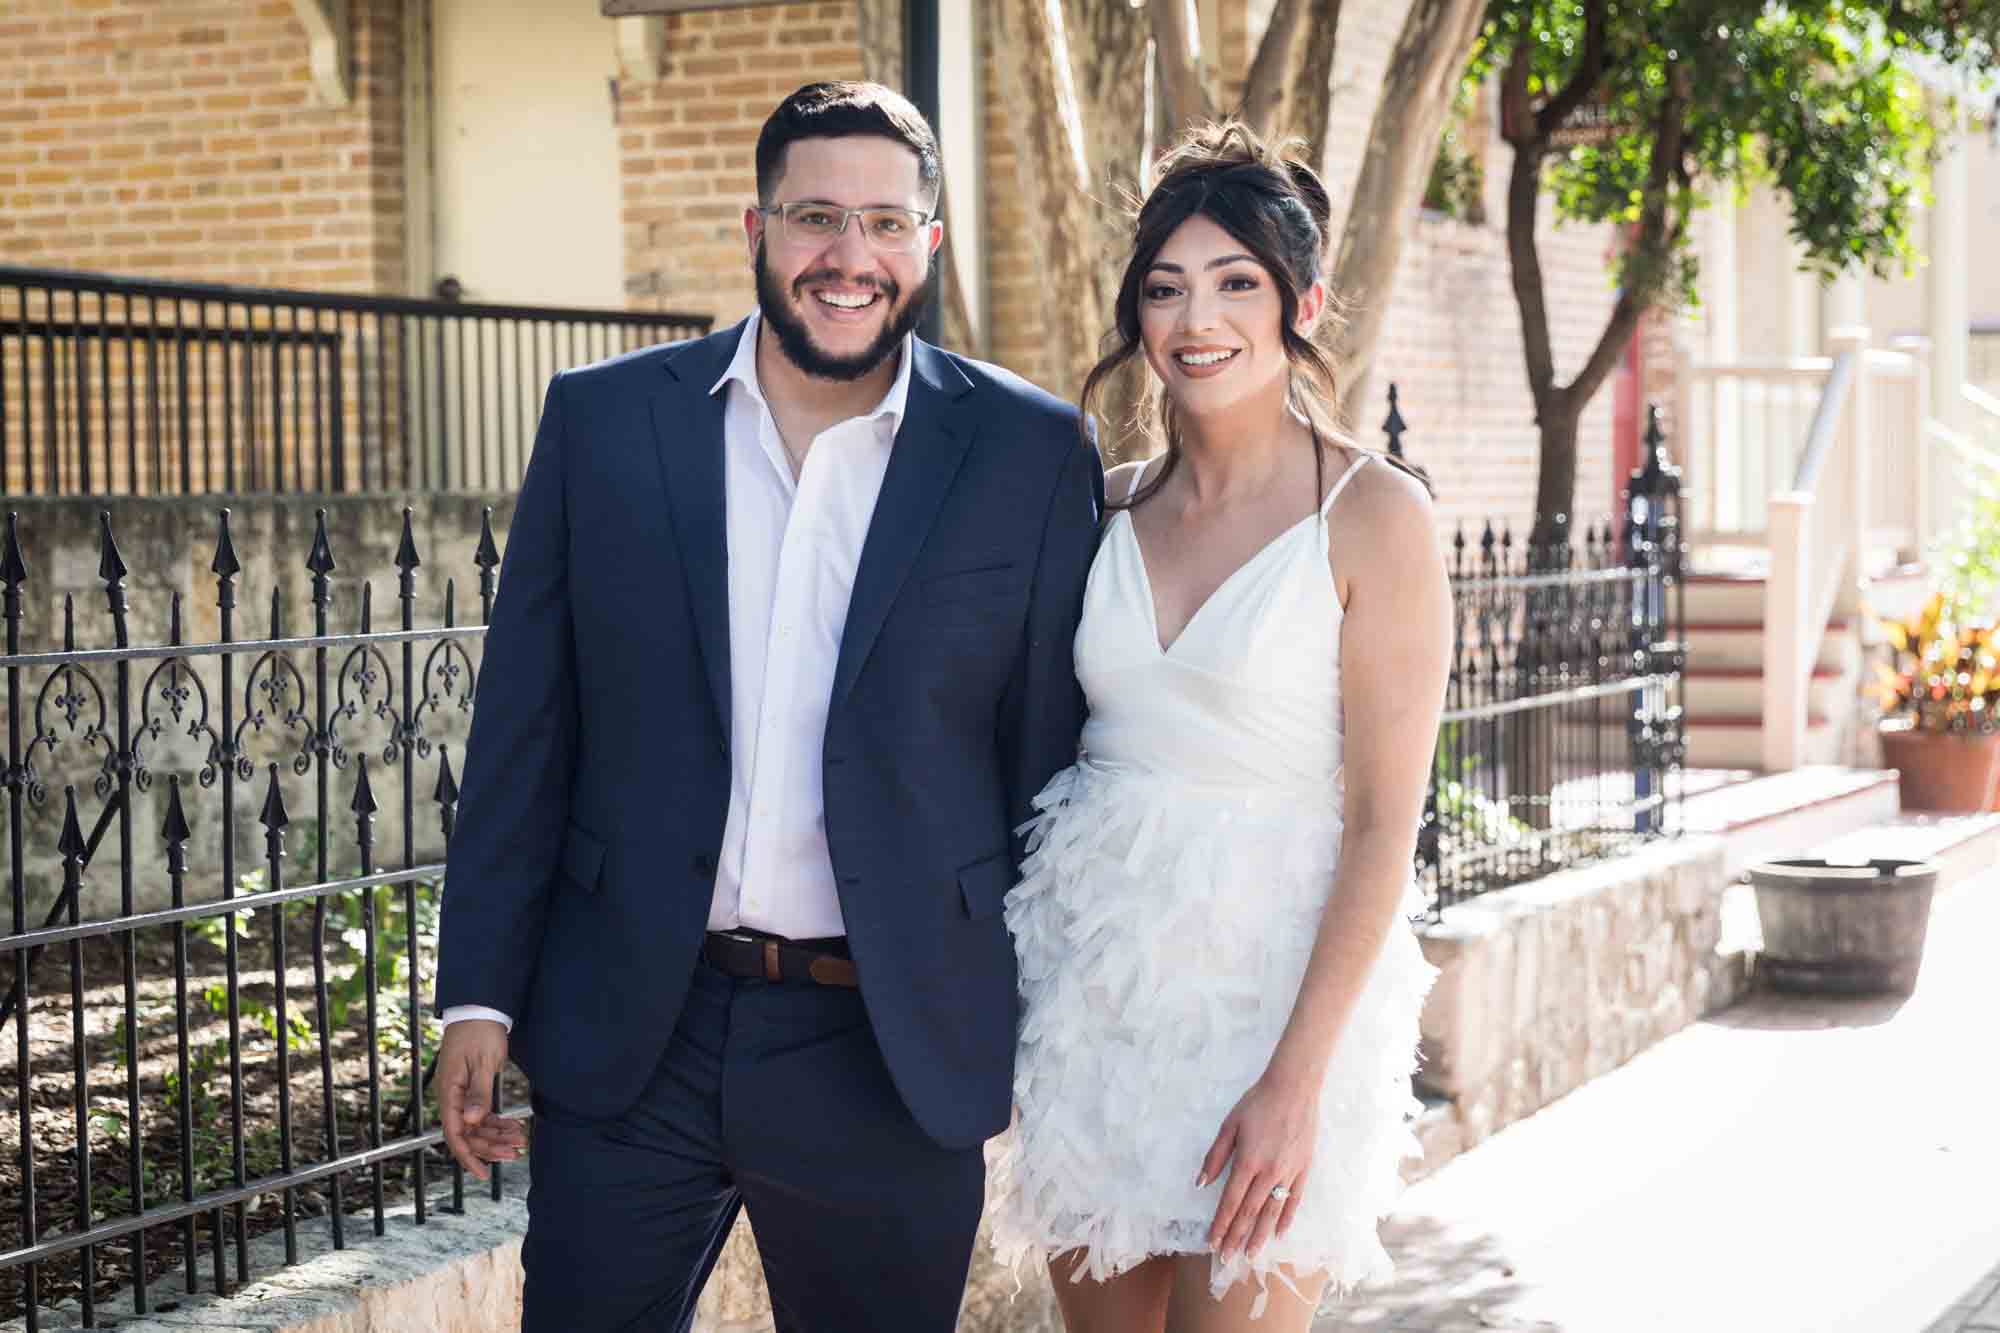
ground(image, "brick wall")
xmin=4 ymin=0 xmax=1635 ymax=530
xmin=0 ymin=0 xmax=405 ymax=292
xmin=618 ymin=3 xmax=865 ymax=332
xmin=978 ymin=8 xmax=1053 ymax=390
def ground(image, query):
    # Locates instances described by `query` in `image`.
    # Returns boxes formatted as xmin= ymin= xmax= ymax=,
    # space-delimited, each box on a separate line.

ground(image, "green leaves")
xmin=1472 ymin=0 xmax=1996 ymax=297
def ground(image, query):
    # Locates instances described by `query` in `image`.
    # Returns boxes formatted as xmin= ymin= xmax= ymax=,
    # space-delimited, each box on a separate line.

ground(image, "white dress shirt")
xmin=443 ymin=314 xmax=911 ymax=1031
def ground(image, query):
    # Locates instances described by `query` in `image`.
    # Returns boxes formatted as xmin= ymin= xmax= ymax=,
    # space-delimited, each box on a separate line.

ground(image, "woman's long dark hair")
xmin=1082 ymin=122 xmax=1430 ymax=508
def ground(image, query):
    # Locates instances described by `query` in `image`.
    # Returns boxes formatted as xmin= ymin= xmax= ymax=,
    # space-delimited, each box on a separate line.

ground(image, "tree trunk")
xmin=1152 ymin=0 xmax=1218 ymax=131
xmin=990 ymin=1 xmax=1118 ymax=402
xmin=1533 ymin=407 xmax=1582 ymax=536
xmin=1290 ymin=0 xmax=1341 ymax=161
xmin=1328 ymin=0 xmax=1489 ymax=429
xmin=1499 ymin=12 xmax=1688 ymax=529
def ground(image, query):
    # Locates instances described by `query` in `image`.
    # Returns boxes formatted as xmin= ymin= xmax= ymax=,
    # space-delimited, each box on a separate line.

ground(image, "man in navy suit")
xmin=432 ymin=82 xmax=1101 ymax=1331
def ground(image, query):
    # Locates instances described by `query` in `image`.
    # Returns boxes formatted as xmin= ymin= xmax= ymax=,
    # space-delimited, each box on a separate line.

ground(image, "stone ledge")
xmin=2 ymin=1162 xmax=530 ymax=1332
xmin=1414 ymin=835 xmax=1737 ymax=1155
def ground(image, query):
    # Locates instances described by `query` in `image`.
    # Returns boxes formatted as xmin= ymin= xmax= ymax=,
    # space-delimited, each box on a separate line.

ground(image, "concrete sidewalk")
xmin=1316 ymin=868 xmax=2000 ymax=1333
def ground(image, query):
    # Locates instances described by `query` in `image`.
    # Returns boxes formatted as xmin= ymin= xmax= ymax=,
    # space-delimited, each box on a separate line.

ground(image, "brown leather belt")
xmin=701 ymin=930 xmax=859 ymax=989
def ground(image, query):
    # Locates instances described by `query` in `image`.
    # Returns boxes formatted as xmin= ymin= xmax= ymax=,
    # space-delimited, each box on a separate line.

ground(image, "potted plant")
xmin=1867 ymin=451 xmax=2000 ymax=810
xmin=1867 ymin=592 xmax=2000 ymax=811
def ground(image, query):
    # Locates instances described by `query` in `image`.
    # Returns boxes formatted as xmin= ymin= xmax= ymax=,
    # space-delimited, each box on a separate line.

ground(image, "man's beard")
xmin=755 ymin=242 xmax=933 ymax=383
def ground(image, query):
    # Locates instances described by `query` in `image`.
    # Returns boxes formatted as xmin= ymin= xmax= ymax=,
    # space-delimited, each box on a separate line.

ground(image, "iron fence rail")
xmin=1413 ymin=409 xmax=1688 ymax=916
xmin=1 ymin=265 xmax=713 ymax=498
xmin=0 ymin=506 xmax=509 ymax=1331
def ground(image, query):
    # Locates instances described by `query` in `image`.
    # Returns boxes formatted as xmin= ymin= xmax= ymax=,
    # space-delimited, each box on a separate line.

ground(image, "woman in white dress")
xmin=987 ymin=124 xmax=1451 ymax=1330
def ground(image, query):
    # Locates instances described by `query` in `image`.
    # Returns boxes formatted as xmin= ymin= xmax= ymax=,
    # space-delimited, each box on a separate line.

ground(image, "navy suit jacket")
xmin=435 ymin=321 xmax=1102 ymax=1150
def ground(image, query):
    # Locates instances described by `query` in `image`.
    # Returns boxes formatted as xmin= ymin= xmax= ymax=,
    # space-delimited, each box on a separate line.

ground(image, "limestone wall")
xmin=1415 ymin=835 xmax=1744 ymax=1150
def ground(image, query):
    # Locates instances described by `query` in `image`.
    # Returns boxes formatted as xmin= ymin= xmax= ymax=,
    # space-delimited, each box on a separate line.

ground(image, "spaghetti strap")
xmin=1319 ymin=452 xmax=1372 ymax=518
xmin=1125 ymin=461 xmax=1152 ymax=503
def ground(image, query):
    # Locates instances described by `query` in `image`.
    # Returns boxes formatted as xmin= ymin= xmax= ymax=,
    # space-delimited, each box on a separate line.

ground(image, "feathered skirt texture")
xmin=986 ymin=759 xmax=1438 ymax=1314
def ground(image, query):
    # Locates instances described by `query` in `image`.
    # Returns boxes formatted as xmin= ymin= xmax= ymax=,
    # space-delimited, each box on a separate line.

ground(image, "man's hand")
xmin=436 ymin=1018 xmax=528 ymax=1180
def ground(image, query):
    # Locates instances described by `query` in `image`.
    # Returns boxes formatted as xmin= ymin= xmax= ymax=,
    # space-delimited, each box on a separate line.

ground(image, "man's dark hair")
xmin=755 ymin=81 xmax=942 ymax=209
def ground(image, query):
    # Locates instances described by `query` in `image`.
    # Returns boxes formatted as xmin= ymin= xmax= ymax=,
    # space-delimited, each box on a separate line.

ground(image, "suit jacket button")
xmin=692 ymin=853 xmax=715 ymax=876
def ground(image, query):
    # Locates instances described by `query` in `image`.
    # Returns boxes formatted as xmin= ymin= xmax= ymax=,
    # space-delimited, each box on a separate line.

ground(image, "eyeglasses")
xmin=756 ymin=202 xmax=935 ymax=253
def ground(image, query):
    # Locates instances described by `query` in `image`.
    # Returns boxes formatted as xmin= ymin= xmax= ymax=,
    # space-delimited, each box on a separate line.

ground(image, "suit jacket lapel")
xmin=653 ymin=323 xmax=743 ymax=741
xmin=831 ymin=340 xmax=976 ymax=708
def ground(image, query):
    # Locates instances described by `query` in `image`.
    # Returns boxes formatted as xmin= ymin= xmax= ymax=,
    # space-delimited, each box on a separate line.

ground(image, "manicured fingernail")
xmin=1194 ymin=1172 xmax=1206 ymax=1188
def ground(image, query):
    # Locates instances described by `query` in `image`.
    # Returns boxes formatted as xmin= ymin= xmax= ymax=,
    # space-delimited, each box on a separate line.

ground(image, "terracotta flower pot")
xmin=1876 ymin=722 xmax=2000 ymax=813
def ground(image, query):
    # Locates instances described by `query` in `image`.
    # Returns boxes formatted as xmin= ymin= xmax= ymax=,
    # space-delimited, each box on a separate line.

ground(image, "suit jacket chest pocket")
xmin=918 ymin=562 xmax=1023 ymax=626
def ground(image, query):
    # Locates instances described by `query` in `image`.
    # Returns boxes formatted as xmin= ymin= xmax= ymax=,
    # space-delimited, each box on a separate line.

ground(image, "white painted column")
xmin=1786 ymin=236 xmax=1818 ymax=359
xmin=938 ymin=0 xmax=985 ymax=352
xmin=1927 ymin=112 xmax=1971 ymax=538
xmin=1825 ymin=267 xmax=1867 ymax=341
xmin=1704 ymin=193 xmax=1745 ymax=530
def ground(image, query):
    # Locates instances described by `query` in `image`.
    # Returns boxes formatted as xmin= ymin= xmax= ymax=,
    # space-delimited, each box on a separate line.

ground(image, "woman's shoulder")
xmin=1325 ymin=450 xmax=1438 ymax=592
xmin=1327 ymin=449 xmax=1433 ymax=527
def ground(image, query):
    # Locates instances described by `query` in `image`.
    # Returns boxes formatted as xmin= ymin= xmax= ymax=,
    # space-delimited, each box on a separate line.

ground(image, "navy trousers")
xmin=519 ymin=957 xmax=987 ymax=1332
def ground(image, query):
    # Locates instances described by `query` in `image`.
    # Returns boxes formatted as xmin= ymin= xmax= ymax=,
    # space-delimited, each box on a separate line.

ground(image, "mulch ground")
xmin=0 ymin=912 xmax=531 ymax=1322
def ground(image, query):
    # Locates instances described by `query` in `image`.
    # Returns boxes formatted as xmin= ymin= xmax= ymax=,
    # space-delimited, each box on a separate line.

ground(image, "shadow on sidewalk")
xmin=1920 ymin=1254 xmax=2000 ymax=1333
xmin=1701 ymin=987 xmax=1909 ymax=1032
xmin=1314 ymin=1212 xmax=1560 ymax=1331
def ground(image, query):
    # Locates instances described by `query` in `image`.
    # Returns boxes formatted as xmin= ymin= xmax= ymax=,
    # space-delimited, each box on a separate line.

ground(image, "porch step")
xmin=1681 ymin=766 xmax=1901 ymax=878
xmin=1684 ymin=573 xmax=1768 ymax=623
xmin=1682 ymin=714 xmax=1838 ymax=770
xmin=1685 ymin=665 xmax=1846 ymax=719
xmin=1684 ymin=619 xmax=1859 ymax=673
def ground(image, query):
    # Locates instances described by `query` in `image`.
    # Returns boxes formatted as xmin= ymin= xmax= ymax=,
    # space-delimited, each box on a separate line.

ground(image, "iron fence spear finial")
xmin=2 ymin=512 xmax=28 ymax=590
xmin=97 ymin=512 xmax=128 ymax=624
xmin=307 ymin=509 xmax=336 ymax=610
xmin=212 ymin=509 xmax=242 ymax=582
xmin=1382 ymin=383 xmax=1408 ymax=458
xmin=162 ymin=774 xmax=192 ymax=867
xmin=58 ymin=784 xmax=85 ymax=864
xmin=476 ymin=508 xmax=499 ymax=621
xmin=258 ymin=761 xmax=289 ymax=839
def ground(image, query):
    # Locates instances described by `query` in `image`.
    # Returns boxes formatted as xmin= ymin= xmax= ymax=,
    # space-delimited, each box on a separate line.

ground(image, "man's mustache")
xmin=792 ymin=270 xmax=899 ymax=301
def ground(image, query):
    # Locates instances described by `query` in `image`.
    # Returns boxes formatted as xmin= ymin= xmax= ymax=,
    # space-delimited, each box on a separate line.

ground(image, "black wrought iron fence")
xmin=1410 ymin=406 xmax=1688 ymax=917
xmin=0 ymin=505 xmax=515 ymax=1330
xmin=0 ymin=386 xmax=1690 ymax=1326
xmin=0 ymin=265 xmax=713 ymax=498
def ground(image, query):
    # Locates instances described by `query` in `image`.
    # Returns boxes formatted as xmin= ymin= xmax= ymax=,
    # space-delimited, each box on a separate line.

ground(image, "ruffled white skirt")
xmin=987 ymin=759 xmax=1438 ymax=1316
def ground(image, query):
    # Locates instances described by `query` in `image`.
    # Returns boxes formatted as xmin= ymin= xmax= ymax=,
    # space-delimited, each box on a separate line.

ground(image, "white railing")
xmin=1761 ymin=330 xmax=1869 ymax=771
xmin=1676 ymin=331 xmax=1935 ymax=558
xmin=1966 ymin=381 xmax=2000 ymax=433
xmin=1675 ymin=349 xmax=1830 ymax=545
xmin=1862 ymin=339 xmax=1933 ymax=556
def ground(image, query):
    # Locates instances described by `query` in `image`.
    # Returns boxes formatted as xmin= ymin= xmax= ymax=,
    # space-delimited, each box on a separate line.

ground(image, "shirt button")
xmin=691 ymin=853 xmax=715 ymax=877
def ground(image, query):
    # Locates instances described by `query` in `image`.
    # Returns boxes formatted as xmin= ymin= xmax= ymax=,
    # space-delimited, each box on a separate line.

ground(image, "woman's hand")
xmin=1197 ymin=1065 xmax=1321 ymax=1262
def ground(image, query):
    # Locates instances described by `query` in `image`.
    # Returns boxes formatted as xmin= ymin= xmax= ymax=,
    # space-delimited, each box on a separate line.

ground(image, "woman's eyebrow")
xmin=1147 ymin=254 xmax=1257 ymax=274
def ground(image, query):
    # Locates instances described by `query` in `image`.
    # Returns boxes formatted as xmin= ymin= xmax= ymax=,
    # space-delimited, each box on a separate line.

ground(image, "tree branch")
xmin=1535 ymin=0 xmax=1609 ymax=140
xmin=1328 ymin=0 xmax=1489 ymax=424
xmin=1503 ymin=42 xmax=1558 ymax=416
xmin=1292 ymin=0 xmax=1342 ymax=163
xmin=1562 ymin=61 xmax=1692 ymax=411
xmin=1151 ymin=0 xmax=1218 ymax=130
xmin=1240 ymin=0 xmax=1306 ymax=139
